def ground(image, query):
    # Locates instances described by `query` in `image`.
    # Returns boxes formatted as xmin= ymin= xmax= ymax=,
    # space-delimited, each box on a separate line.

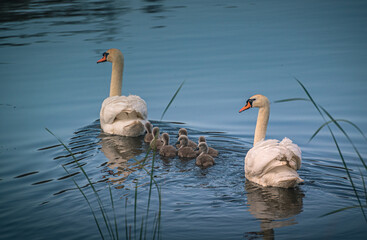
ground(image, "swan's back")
xmin=245 ymin=138 xmax=303 ymax=188
xmin=100 ymin=95 xmax=148 ymax=136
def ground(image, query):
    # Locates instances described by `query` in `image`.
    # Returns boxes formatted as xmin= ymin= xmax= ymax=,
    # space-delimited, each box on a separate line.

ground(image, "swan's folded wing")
xmin=126 ymin=95 xmax=148 ymax=119
xmin=280 ymin=137 xmax=302 ymax=170
xmin=245 ymin=139 xmax=288 ymax=176
xmin=100 ymin=95 xmax=148 ymax=124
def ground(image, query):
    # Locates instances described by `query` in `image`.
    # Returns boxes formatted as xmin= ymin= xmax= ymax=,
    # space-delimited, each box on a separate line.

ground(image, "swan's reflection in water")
xmin=245 ymin=180 xmax=304 ymax=239
xmin=98 ymin=133 xmax=145 ymax=187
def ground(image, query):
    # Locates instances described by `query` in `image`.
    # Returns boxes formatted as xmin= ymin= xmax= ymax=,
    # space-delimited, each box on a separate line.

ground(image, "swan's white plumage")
xmin=97 ymin=48 xmax=149 ymax=137
xmin=100 ymin=95 xmax=148 ymax=137
xmin=240 ymin=94 xmax=303 ymax=188
xmin=245 ymin=138 xmax=303 ymax=188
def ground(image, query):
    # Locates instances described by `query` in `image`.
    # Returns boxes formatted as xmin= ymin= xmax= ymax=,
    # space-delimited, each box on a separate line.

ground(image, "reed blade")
xmin=318 ymin=106 xmax=367 ymax=170
xmin=63 ymin=165 xmax=106 ymax=240
xmin=46 ymin=128 xmax=115 ymax=238
xmin=294 ymin=79 xmax=367 ymax=222
xmin=109 ymin=184 xmax=119 ymax=240
xmin=320 ymin=205 xmax=367 ymax=217
xmin=273 ymin=98 xmax=309 ymax=103
xmin=134 ymin=180 xmax=138 ymax=240
xmin=160 ymin=80 xmax=185 ymax=120
xmin=125 ymin=198 xmax=129 ymax=240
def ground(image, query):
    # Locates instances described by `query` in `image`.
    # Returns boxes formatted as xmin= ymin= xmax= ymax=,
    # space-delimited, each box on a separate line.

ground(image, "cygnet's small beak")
xmin=175 ymin=141 xmax=180 ymax=145
xmin=97 ymin=55 xmax=107 ymax=64
xmin=239 ymin=102 xmax=251 ymax=113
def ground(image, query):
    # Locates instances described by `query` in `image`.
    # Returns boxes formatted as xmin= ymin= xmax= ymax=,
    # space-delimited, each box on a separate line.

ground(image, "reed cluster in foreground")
xmin=275 ymin=79 xmax=367 ymax=222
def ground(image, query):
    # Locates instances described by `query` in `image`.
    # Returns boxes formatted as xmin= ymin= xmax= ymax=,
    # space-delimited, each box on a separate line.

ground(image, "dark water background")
xmin=0 ymin=0 xmax=367 ymax=239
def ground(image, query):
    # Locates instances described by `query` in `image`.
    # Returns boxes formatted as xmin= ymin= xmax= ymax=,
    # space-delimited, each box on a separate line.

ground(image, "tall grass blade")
xmin=157 ymin=185 xmax=162 ymax=240
xmin=144 ymin=150 xmax=156 ymax=240
xmin=160 ymin=80 xmax=185 ymax=120
xmin=139 ymin=216 xmax=145 ymax=240
xmin=46 ymin=128 xmax=115 ymax=239
xmin=309 ymin=119 xmax=367 ymax=143
xmin=320 ymin=205 xmax=367 ymax=217
xmin=125 ymin=198 xmax=129 ymax=240
xmin=273 ymin=98 xmax=309 ymax=103
xmin=134 ymin=180 xmax=138 ymax=240
xmin=361 ymin=169 xmax=367 ymax=206
xmin=109 ymin=184 xmax=119 ymax=240
xmin=318 ymin=106 xmax=367 ymax=170
xmin=63 ymin=165 xmax=105 ymax=240
xmin=293 ymin=79 xmax=367 ymax=222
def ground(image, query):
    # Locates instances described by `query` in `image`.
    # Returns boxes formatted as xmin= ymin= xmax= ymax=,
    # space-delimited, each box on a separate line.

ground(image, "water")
xmin=1 ymin=0 xmax=367 ymax=239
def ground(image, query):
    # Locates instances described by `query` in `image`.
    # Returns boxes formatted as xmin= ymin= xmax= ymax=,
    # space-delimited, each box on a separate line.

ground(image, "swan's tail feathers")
xmin=122 ymin=120 xmax=145 ymax=137
xmin=277 ymin=176 xmax=303 ymax=188
xmin=116 ymin=110 xmax=145 ymax=121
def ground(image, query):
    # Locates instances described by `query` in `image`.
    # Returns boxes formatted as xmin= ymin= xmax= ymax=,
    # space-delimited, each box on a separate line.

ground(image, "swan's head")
xmin=198 ymin=136 xmax=206 ymax=143
xmin=145 ymin=122 xmax=153 ymax=133
xmin=176 ymin=135 xmax=188 ymax=147
xmin=97 ymin=48 xmax=124 ymax=64
xmin=239 ymin=94 xmax=270 ymax=112
xmin=197 ymin=142 xmax=209 ymax=154
xmin=152 ymin=127 xmax=160 ymax=139
xmin=162 ymin=133 xmax=170 ymax=145
xmin=178 ymin=128 xmax=188 ymax=137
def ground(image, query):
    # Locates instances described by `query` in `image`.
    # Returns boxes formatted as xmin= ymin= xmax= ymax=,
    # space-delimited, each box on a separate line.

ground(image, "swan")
xmin=196 ymin=142 xmax=215 ymax=168
xmin=97 ymin=48 xmax=149 ymax=137
xmin=198 ymin=136 xmax=218 ymax=157
xmin=159 ymin=133 xmax=177 ymax=158
xmin=239 ymin=94 xmax=303 ymax=188
xmin=144 ymin=122 xmax=153 ymax=143
xmin=176 ymin=128 xmax=197 ymax=149
xmin=150 ymin=127 xmax=164 ymax=151
xmin=176 ymin=135 xmax=198 ymax=158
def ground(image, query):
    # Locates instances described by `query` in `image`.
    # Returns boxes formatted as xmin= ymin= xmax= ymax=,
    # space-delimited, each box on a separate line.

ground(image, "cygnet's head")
xmin=197 ymin=142 xmax=209 ymax=154
xmin=152 ymin=127 xmax=160 ymax=139
xmin=176 ymin=135 xmax=188 ymax=146
xmin=239 ymin=94 xmax=270 ymax=112
xmin=97 ymin=48 xmax=124 ymax=64
xmin=198 ymin=136 xmax=206 ymax=143
xmin=178 ymin=128 xmax=188 ymax=136
xmin=161 ymin=133 xmax=170 ymax=145
xmin=145 ymin=122 xmax=153 ymax=133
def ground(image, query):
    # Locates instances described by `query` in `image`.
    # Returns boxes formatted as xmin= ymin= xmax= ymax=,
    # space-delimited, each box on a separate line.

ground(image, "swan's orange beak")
xmin=239 ymin=102 xmax=251 ymax=113
xmin=97 ymin=56 xmax=107 ymax=63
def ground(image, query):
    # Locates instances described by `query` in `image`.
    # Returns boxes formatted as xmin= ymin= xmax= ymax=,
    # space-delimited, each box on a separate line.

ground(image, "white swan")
xmin=239 ymin=94 xmax=303 ymax=188
xmin=97 ymin=48 xmax=149 ymax=137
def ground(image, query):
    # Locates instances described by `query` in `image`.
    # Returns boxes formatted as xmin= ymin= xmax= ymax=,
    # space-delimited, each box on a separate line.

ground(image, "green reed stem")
xmin=125 ymin=198 xmax=129 ymax=240
xmin=134 ymin=180 xmax=138 ymax=240
xmin=109 ymin=184 xmax=119 ymax=240
xmin=63 ymin=165 xmax=105 ymax=240
xmin=160 ymin=80 xmax=185 ymax=120
xmin=275 ymin=79 xmax=367 ymax=222
xmin=46 ymin=128 xmax=115 ymax=239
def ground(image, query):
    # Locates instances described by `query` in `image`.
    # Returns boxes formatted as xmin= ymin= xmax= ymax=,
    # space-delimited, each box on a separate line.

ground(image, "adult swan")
xmin=239 ymin=94 xmax=303 ymax=188
xmin=97 ymin=48 xmax=149 ymax=137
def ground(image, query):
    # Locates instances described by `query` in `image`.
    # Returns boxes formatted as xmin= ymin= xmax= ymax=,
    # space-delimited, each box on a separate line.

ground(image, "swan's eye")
xmin=247 ymin=98 xmax=256 ymax=107
xmin=103 ymin=52 xmax=109 ymax=58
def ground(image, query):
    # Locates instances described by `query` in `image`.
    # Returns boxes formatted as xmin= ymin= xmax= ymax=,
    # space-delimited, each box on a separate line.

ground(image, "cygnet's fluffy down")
xmin=176 ymin=135 xmax=198 ymax=158
xmin=150 ymin=127 xmax=164 ymax=151
xmin=159 ymin=133 xmax=177 ymax=158
xmin=196 ymin=142 xmax=215 ymax=168
xmin=176 ymin=128 xmax=197 ymax=150
xmin=144 ymin=122 xmax=153 ymax=143
xmin=198 ymin=136 xmax=218 ymax=157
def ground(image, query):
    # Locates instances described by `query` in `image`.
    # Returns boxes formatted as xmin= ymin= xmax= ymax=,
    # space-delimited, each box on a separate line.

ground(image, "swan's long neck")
xmin=254 ymin=105 xmax=270 ymax=145
xmin=109 ymin=57 xmax=124 ymax=97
